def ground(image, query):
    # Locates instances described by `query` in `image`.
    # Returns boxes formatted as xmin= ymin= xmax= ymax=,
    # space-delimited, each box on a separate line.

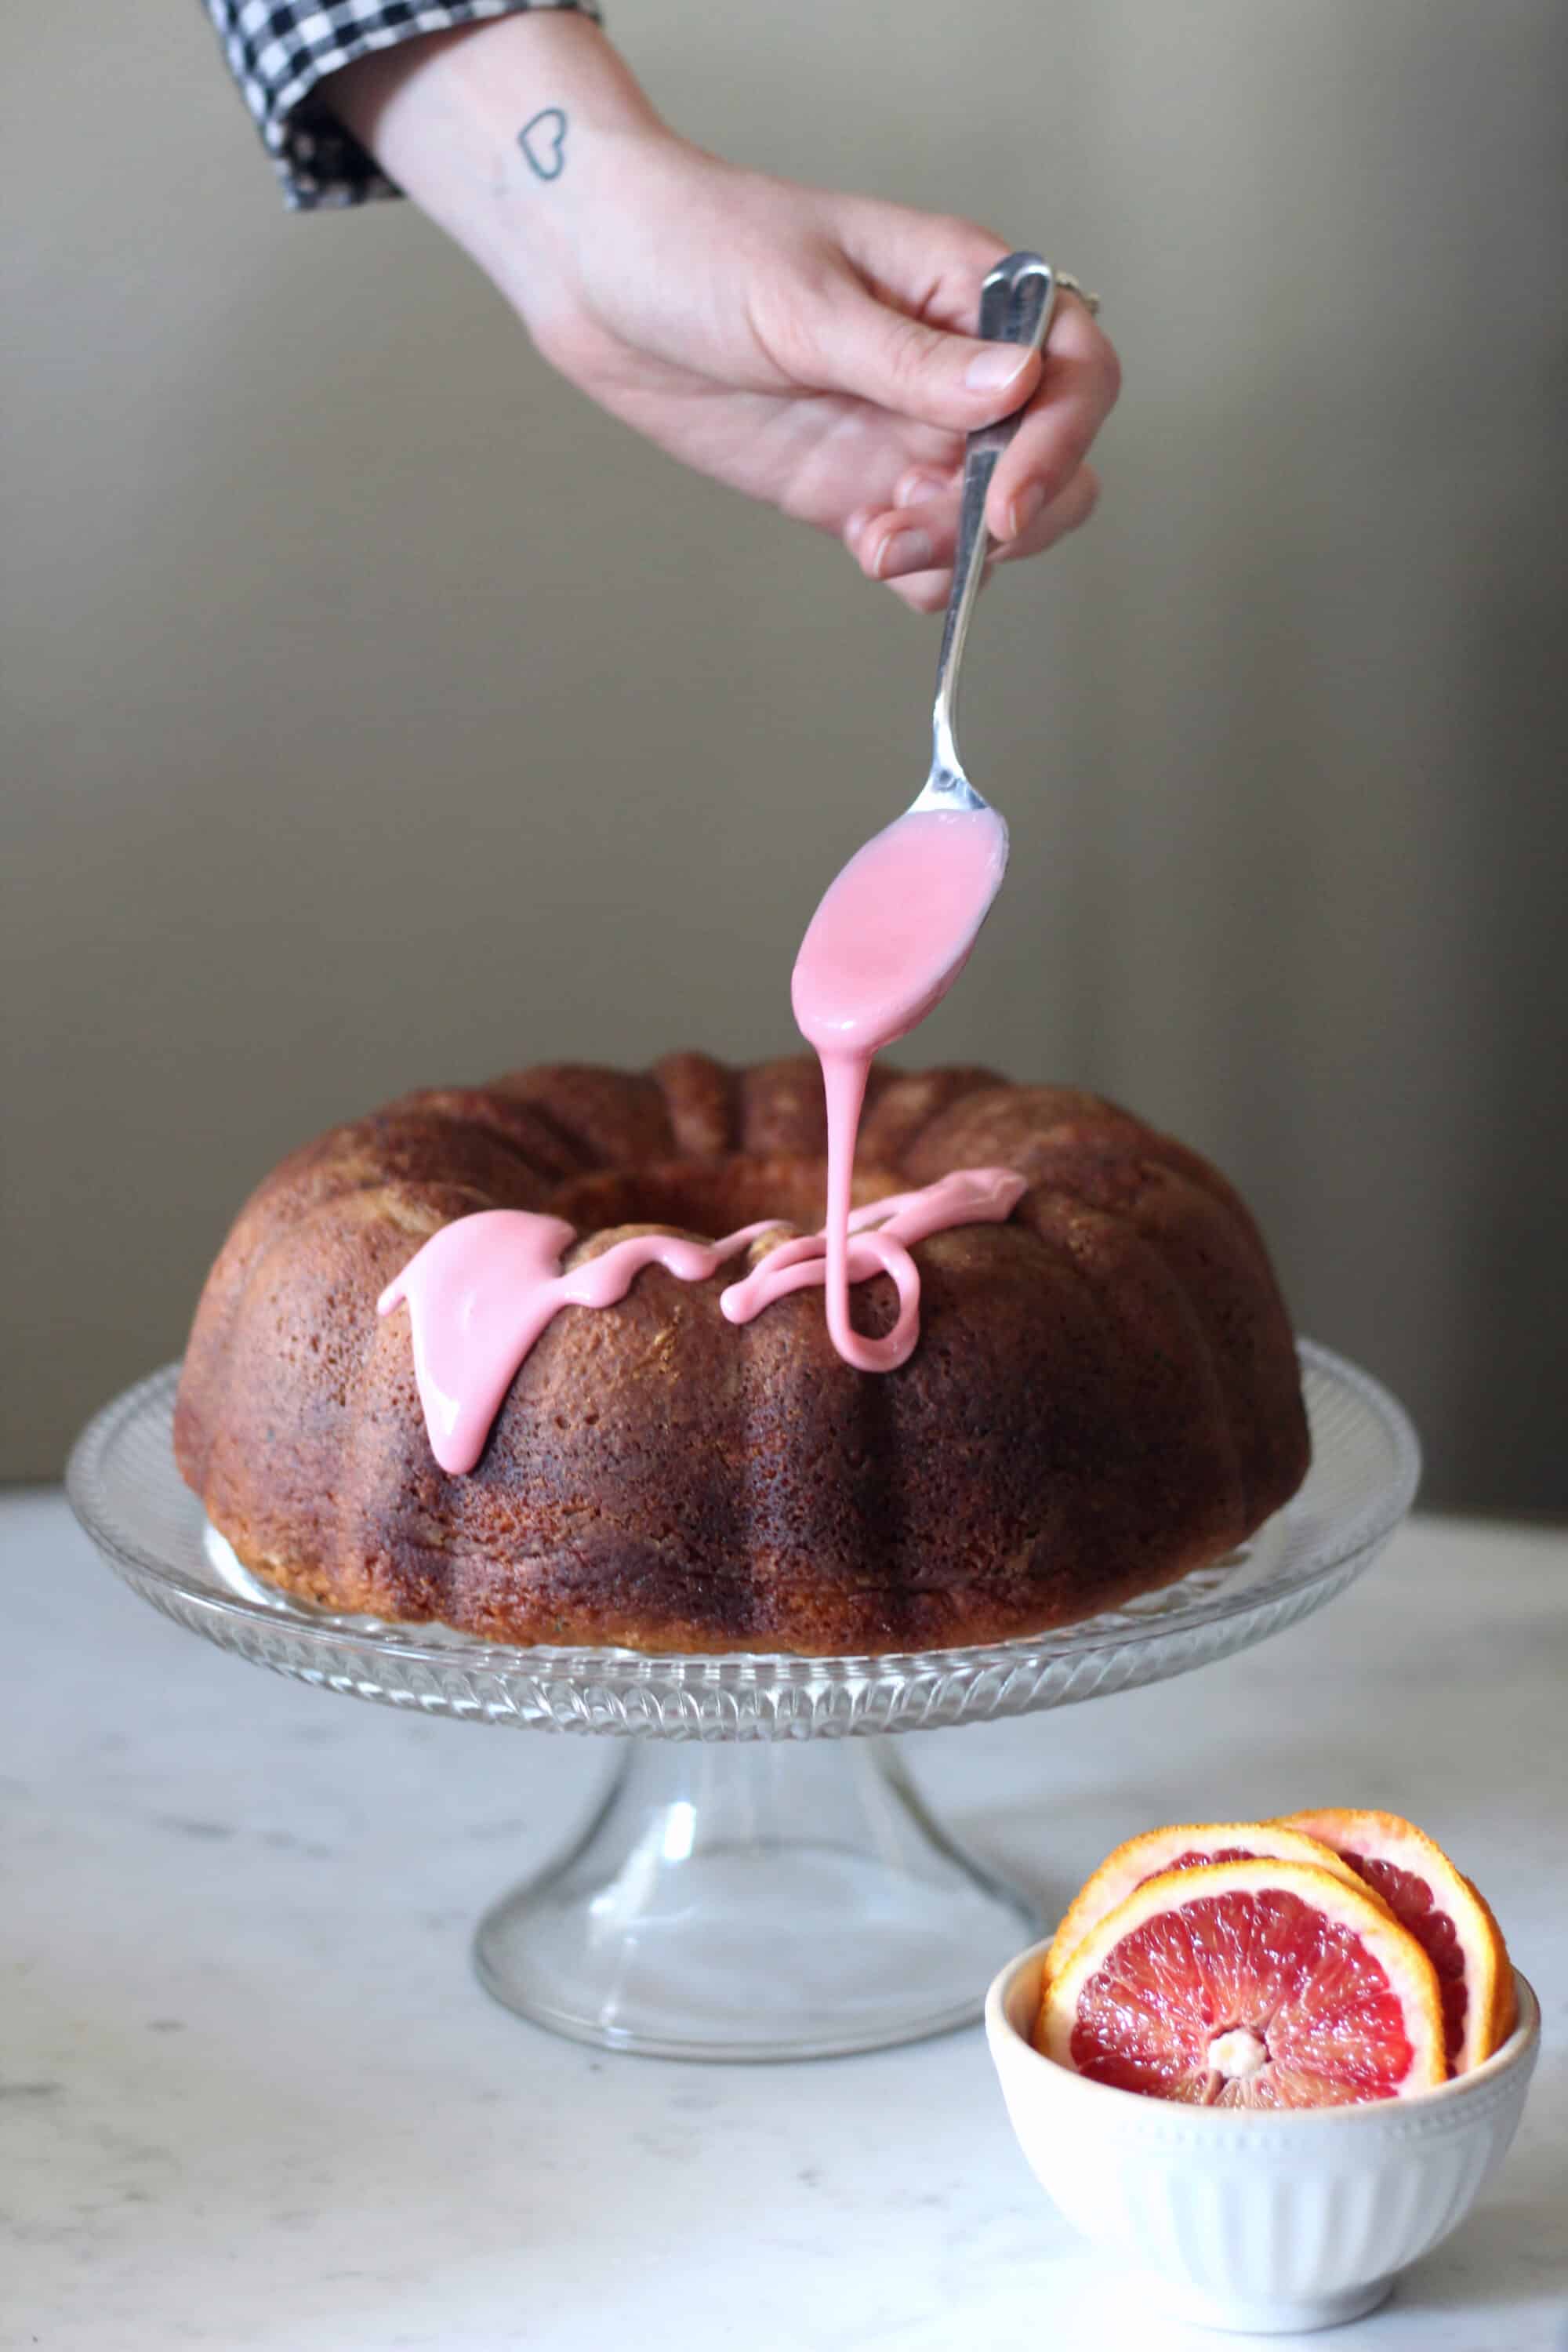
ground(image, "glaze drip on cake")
xmin=379 ymin=1167 xmax=1026 ymax=1474
xmin=382 ymin=799 xmax=1018 ymax=1465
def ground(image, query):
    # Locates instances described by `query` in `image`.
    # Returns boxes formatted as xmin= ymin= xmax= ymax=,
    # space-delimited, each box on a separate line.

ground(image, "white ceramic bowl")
xmin=985 ymin=1940 xmax=1540 ymax=2335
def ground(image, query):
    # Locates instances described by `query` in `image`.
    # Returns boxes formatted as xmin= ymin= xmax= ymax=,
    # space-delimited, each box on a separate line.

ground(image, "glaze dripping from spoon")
xmin=790 ymin=804 xmax=1009 ymax=1370
xmin=792 ymin=252 xmax=1058 ymax=1370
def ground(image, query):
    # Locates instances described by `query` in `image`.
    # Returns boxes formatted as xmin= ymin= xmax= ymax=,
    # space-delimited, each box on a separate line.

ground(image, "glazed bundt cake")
xmin=174 ymin=1054 xmax=1310 ymax=1654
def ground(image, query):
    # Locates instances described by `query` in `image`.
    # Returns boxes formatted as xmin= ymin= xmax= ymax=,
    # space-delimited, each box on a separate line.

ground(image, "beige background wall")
xmin=5 ymin=1 xmax=1565 ymax=1505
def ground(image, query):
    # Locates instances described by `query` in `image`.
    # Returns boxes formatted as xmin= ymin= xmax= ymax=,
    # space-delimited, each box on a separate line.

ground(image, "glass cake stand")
xmin=67 ymin=1343 xmax=1417 ymax=2062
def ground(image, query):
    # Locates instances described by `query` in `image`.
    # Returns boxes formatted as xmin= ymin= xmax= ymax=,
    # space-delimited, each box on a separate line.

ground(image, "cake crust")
xmin=175 ymin=1056 xmax=1311 ymax=1654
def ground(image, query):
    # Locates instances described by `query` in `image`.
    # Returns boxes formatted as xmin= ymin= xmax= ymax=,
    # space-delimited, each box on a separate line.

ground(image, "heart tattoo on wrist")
xmin=519 ymin=107 xmax=569 ymax=182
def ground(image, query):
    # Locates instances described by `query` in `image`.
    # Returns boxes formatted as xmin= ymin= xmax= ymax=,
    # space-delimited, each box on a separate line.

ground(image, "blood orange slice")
xmin=1043 ymin=1820 xmax=1366 ymax=1983
xmin=1039 ymin=1858 xmax=1446 ymax=2107
xmin=1277 ymin=1808 xmax=1515 ymax=2074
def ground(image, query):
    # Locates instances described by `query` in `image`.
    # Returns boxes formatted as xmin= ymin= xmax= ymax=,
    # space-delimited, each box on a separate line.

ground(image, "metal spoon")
xmin=908 ymin=251 xmax=1061 ymax=840
xmin=790 ymin=256 xmax=1062 ymax=1073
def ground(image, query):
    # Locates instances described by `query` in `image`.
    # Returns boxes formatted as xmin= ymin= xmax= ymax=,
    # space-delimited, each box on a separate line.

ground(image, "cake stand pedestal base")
xmin=474 ymin=1735 xmax=1037 ymax=2060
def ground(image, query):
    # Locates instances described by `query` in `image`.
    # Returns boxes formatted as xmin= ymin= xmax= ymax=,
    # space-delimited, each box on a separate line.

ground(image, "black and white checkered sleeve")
xmin=201 ymin=1 xmax=604 ymax=211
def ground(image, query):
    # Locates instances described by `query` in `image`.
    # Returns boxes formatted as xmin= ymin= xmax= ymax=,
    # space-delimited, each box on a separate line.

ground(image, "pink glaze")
xmin=790 ymin=805 xmax=1008 ymax=1371
xmin=718 ymin=1167 xmax=1025 ymax=1371
xmin=381 ymin=808 xmax=1016 ymax=1467
xmin=379 ymin=1167 xmax=1025 ymax=1474
xmin=790 ymin=808 xmax=1009 ymax=1055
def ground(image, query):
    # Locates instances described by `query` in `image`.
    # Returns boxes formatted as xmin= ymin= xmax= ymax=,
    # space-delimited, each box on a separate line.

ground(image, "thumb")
xmin=808 ymin=280 xmax=1043 ymax=427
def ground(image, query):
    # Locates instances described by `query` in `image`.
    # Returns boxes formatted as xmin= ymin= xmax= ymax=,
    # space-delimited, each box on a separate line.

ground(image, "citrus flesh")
xmin=1040 ymin=1858 xmax=1446 ymax=2108
xmin=1278 ymin=1807 xmax=1515 ymax=2074
xmin=1044 ymin=1820 xmax=1365 ymax=1984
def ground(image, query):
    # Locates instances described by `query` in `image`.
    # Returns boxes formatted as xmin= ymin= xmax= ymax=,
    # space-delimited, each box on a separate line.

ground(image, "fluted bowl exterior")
xmin=985 ymin=1941 xmax=1539 ymax=2334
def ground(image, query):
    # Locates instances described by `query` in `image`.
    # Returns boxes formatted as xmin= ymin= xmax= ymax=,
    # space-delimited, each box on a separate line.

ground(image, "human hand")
xmin=328 ymin=16 xmax=1120 ymax=613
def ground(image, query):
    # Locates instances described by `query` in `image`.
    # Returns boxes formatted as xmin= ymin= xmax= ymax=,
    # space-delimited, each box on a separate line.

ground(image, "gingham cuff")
xmin=201 ymin=0 xmax=605 ymax=210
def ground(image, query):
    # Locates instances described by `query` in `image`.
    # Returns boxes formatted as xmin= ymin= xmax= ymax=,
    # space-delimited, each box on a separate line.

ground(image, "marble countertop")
xmin=3 ymin=1490 xmax=1564 ymax=2351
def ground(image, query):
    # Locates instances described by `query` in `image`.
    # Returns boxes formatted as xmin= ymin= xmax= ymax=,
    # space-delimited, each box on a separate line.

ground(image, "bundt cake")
xmin=173 ymin=1054 xmax=1310 ymax=1655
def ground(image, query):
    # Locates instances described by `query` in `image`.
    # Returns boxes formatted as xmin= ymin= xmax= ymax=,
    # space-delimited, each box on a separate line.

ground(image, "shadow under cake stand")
xmin=67 ymin=1343 xmax=1417 ymax=2063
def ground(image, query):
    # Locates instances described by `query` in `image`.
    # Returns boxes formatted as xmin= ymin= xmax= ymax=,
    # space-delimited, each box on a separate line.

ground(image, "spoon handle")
xmin=931 ymin=254 xmax=1058 ymax=778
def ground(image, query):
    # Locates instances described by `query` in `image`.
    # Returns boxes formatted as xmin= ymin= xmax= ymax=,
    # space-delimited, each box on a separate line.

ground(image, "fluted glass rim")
xmin=64 ymin=1343 xmax=1417 ymax=1733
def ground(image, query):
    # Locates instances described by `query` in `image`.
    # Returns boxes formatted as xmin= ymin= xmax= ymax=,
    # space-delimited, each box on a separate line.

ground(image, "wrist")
xmin=325 ymin=14 xmax=668 ymax=326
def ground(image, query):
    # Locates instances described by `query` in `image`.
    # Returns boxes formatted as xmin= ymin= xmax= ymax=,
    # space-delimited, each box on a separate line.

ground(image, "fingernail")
xmin=875 ymin=528 xmax=935 ymax=579
xmin=843 ymin=507 xmax=874 ymax=550
xmin=965 ymin=346 xmax=1030 ymax=394
xmin=1005 ymin=481 xmax=1047 ymax=540
xmin=895 ymin=470 xmax=948 ymax=509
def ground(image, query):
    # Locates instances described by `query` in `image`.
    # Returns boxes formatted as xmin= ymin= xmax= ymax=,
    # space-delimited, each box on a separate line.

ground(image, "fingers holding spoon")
xmin=848 ymin=462 xmax=1102 ymax=607
xmin=843 ymin=281 xmax=1118 ymax=604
